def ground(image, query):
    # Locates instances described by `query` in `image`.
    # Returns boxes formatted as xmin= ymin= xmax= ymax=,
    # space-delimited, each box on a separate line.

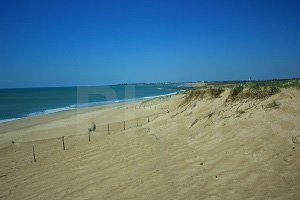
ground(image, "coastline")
xmin=0 ymin=91 xmax=180 ymax=148
xmin=0 ymin=91 xmax=179 ymax=125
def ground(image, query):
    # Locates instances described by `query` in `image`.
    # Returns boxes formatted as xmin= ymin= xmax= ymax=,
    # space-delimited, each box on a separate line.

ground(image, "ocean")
xmin=0 ymin=83 xmax=182 ymax=122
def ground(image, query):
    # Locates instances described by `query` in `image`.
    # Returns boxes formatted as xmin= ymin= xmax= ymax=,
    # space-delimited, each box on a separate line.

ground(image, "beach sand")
xmin=0 ymin=89 xmax=300 ymax=199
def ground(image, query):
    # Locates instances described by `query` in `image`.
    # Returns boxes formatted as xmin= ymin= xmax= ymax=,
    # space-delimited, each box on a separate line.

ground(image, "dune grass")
xmin=229 ymin=85 xmax=244 ymax=100
xmin=182 ymin=78 xmax=299 ymax=104
xmin=227 ymin=82 xmax=280 ymax=100
xmin=181 ymin=87 xmax=224 ymax=105
xmin=207 ymin=87 xmax=224 ymax=98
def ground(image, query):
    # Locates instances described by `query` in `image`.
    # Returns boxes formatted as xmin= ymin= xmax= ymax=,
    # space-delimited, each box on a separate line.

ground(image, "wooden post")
xmin=124 ymin=120 xmax=125 ymax=130
xmin=32 ymin=145 xmax=36 ymax=162
xmin=62 ymin=136 xmax=65 ymax=150
xmin=148 ymin=117 xmax=150 ymax=123
xmin=108 ymin=123 xmax=110 ymax=135
xmin=88 ymin=132 xmax=91 ymax=142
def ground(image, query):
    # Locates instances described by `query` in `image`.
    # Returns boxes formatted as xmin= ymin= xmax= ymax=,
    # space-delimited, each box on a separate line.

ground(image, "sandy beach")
xmin=0 ymin=88 xmax=300 ymax=199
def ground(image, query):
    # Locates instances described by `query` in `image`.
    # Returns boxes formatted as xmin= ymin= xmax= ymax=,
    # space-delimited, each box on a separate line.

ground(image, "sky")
xmin=0 ymin=0 xmax=300 ymax=88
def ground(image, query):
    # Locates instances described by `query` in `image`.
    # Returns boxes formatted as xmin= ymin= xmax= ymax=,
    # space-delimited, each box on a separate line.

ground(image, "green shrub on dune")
xmin=229 ymin=85 xmax=244 ymax=100
xmin=181 ymin=87 xmax=224 ymax=106
xmin=244 ymin=82 xmax=280 ymax=99
xmin=207 ymin=87 xmax=224 ymax=98
xmin=182 ymin=79 xmax=289 ymax=105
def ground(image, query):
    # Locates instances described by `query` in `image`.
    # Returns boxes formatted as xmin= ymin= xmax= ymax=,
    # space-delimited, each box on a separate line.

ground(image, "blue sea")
xmin=0 ymin=83 xmax=183 ymax=122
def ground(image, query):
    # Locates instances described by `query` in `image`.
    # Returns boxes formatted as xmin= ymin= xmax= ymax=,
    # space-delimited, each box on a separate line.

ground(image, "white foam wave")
xmin=44 ymin=106 xmax=76 ymax=114
xmin=143 ymin=92 xmax=177 ymax=99
xmin=0 ymin=118 xmax=21 ymax=123
xmin=25 ymin=105 xmax=77 ymax=118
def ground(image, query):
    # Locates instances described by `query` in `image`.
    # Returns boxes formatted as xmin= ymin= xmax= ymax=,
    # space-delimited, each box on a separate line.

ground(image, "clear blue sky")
xmin=0 ymin=0 xmax=299 ymax=88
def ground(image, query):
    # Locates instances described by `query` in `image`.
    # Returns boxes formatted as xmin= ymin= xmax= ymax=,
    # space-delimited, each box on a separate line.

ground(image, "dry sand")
xmin=0 ymin=89 xmax=300 ymax=199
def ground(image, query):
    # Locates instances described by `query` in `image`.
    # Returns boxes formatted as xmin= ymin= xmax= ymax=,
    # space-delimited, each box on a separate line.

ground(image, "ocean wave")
xmin=24 ymin=106 xmax=77 ymax=118
xmin=26 ymin=111 xmax=45 ymax=117
xmin=0 ymin=118 xmax=21 ymax=123
xmin=44 ymin=106 xmax=76 ymax=114
xmin=157 ymin=87 xmax=175 ymax=91
xmin=76 ymin=101 xmax=119 ymax=108
xmin=23 ymin=100 xmax=125 ymax=119
xmin=143 ymin=92 xmax=177 ymax=99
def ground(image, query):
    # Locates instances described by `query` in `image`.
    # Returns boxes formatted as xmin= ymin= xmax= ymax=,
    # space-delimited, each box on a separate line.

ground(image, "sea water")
xmin=0 ymin=83 xmax=181 ymax=122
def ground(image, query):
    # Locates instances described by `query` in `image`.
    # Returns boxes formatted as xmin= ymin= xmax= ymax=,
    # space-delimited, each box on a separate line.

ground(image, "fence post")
xmin=124 ymin=120 xmax=125 ymax=130
xmin=32 ymin=145 xmax=36 ymax=162
xmin=88 ymin=132 xmax=91 ymax=142
xmin=148 ymin=117 xmax=150 ymax=123
xmin=108 ymin=123 xmax=110 ymax=135
xmin=62 ymin=136 xmax=65 ymax=150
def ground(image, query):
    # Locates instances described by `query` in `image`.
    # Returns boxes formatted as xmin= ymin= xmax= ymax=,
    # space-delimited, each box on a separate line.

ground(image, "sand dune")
xmin=0 ymin=89 xmax=300 ymax=199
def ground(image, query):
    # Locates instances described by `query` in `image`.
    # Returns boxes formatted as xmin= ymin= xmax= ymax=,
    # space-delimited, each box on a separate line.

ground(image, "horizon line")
xmin=0 ymin=77 xmax=299 ymax=90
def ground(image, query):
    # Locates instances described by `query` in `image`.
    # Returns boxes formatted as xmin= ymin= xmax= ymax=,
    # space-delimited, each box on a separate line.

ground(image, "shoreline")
xmin=0 ymin=91 xmax=181 ymax=148
xmin=0 ymin=91 xmax=179 ymax=125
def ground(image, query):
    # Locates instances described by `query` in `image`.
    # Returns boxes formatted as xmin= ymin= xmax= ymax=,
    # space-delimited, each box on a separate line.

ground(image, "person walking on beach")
xmin=92 ymin=122 xmax=96 ymax=131
xmin=89 ymin=122 xmax=96 ymax=132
